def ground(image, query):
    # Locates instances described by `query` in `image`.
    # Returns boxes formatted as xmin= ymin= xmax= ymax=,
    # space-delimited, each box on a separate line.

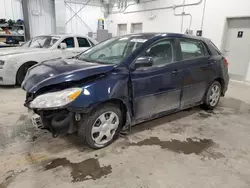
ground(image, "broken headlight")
xmin=30 ymin=88 xmax=82 ymax=109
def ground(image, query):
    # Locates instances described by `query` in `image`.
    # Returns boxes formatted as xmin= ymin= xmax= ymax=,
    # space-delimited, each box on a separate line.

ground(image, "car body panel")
xmin=23 ymin=33 xmax=229 ymax=128
xmin=0 ymin=34 xmax=97 ymax=85
xmin=22 ymin=59 xmax=115 ymax=93
xmin=131 ymin=62 xmax=182 ymax=119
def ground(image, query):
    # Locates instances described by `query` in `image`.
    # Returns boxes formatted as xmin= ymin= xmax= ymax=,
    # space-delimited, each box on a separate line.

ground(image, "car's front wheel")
xmin=78 ymin=103 xmax=123 ymax=149
xmin=203 ymin=81 xmax=222 ymax=110
xmin=16 ymin=62 xmax=36 ymax=86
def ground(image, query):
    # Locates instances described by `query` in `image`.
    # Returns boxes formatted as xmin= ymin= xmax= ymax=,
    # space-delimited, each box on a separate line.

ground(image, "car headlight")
xmin=0 ymin=60 xmax=5 ymax=69
xmin=30 ymin=88 xmax=82 ymax=109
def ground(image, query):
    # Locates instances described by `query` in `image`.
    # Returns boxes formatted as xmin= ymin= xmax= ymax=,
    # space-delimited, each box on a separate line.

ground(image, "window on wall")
xmin=61 ymin=37 xmax=75 ymax=48
xmin=131 ymin=23 xmax=142 ymax=33
xmin=139 ymin=39 xmax=174 ymax=67
xmin=180 ymin=39 xmax=206 ymax=60
xmin=77 ymin=37 xmax=90 ymax=47
xmin=117 ymin=24 xmax=127 ymax=36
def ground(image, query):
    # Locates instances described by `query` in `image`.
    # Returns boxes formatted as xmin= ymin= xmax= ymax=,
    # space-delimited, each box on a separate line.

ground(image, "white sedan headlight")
xmin=30 ymin=88 xmax=82 ymax=109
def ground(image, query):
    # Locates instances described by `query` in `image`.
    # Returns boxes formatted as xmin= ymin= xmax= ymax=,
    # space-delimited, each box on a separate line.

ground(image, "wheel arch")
xmin=16 ymin=61 xmax=38 ymax=85
xmin=89 ymin=98 xmax=130 ymax=128
xmin=214 ymin=77 xmax=225 ymax=96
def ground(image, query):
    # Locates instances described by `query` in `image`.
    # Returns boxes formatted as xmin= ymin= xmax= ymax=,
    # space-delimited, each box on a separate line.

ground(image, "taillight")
xmin=224 ymin=58 xmax=229 ymax=68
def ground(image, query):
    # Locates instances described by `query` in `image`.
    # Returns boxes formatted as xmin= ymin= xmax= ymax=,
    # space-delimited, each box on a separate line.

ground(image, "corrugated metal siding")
xmin=28 ymin=0 xmax=55 ymax=37
xmin=0 ymin=0 xmax=23 ymax=20
xmin=65 ymin=2 xmax=105 ymax=35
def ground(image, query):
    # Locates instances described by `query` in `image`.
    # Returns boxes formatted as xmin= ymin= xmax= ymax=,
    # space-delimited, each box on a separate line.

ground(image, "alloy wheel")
xmin=209 ymin=85 xmax=221 ymax=106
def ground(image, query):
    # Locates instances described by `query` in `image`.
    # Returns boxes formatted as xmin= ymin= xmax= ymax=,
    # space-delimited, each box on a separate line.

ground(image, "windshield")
xmin=21 ymin=36 xmax=60 ymax=48
xmin=78 ymin=36 xmax=151 ymax=64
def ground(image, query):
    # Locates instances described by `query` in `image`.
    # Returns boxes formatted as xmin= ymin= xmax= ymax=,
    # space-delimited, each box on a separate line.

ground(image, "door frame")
xmin=221 ymin=16 xmax=250 ymax=55
xmin=221 ymin=16 xmax=250 ymax=81
xmin=130 ymin=37 xmax=182 ymax=119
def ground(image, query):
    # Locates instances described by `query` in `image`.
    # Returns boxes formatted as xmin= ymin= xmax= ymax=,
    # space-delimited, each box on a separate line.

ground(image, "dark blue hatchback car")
xmin=22 ymin=33 xmax=229 ymax=149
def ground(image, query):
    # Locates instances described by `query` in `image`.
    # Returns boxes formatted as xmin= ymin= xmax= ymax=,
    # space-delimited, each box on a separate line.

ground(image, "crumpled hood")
xmin=22 ymin=58 xmax=115 ymax=93
xmin=0 ymin=47 xmax=46 ymax=56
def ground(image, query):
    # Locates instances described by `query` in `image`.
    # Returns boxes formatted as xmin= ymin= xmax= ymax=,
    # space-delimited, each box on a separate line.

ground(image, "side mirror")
xmin=134 ymin=57 xmax=153 ymax=69
xmin=59 ymin=43 xmax=67 ymax=50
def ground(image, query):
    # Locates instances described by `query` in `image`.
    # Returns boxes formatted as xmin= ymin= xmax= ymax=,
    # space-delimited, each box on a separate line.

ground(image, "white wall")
xmin=28 ymin=0 xmax=56 ymax=37
xmin=0 ymin=0 xmax=23 ymax=20
xmin=107 ymin=0 xmax=250 ymax=80
xmin=107 ymin=0 xmax=250 ymax=49
xmin=65 ymin=2 xmax=105 ymax=36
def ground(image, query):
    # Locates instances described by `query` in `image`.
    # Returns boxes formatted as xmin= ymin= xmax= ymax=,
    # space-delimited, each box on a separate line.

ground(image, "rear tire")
xmin=203 ymin=81 xmax=221 ymax=110
xmin=78 ymin=103 xmax=123 ymax=149
xmin=16 ymin=62 xmax=36 ymax=86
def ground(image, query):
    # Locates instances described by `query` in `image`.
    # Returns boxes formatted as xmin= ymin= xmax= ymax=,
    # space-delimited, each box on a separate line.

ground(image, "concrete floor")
xmin=1 ymin=81 xmax=250 ymax=188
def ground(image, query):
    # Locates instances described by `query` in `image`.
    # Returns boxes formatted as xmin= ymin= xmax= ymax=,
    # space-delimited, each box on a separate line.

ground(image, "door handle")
xmin=172 ymin=69 xmax=179 ymax=75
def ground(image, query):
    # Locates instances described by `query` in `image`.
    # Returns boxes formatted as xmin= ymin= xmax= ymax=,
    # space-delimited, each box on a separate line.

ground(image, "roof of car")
xmin=46 ymin=33 xmax=90 ymax=38
xmin=121 ymin=32 xmax=209 ymax=41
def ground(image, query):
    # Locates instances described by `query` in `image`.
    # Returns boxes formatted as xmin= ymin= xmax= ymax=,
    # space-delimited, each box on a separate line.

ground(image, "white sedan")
xmin=0 ymin=34 xmax=97 ymax=85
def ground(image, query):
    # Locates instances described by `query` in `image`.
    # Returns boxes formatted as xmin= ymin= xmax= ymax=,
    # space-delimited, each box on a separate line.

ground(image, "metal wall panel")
xmin=65 ymin=1 xmax=106 ymax=36
xmin=28 ymin=0 xmax=55 ymax=37
xmin=0 ymin=0 xmax=23 ymax=20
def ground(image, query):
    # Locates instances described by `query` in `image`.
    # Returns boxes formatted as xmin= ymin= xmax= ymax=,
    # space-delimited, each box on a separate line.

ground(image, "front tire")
xmin=16 ymin=62 xmax=36 ymax=86
xmin=203 ymin=81 xmax=221 ymax=110
xmin=78 ymin=103 xmax=123 ymax=149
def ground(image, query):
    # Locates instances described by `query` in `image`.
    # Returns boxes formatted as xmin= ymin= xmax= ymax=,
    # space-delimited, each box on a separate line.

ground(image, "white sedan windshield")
xmin=21 ymin=36 xmax=60 ymax=48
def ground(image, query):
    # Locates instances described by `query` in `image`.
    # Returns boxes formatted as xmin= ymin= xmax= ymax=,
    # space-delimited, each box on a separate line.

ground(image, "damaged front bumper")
xmin=28 ymin=108 xmax=81 ymax=138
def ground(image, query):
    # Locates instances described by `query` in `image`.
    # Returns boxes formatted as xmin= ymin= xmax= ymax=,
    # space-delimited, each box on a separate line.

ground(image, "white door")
xmin=224 ymin=18 xmax=250 ymax=81
xmin=60 ymin=37 xmax=78 ymax=58
xmin=131 ymin=23 xmax=142 ymax=33
xmin=51 ymin=37 xmax=77 ymax=59
xmin=117 ymin=24 xmax=127 ymax=36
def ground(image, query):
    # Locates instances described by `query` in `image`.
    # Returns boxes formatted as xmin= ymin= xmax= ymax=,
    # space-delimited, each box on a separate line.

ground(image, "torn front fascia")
xmin=39 ymin=110 xmax=74 ymax=138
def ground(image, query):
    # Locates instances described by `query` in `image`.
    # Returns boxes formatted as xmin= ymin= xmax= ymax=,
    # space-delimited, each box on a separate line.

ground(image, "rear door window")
xmin=77 ymin=37 xmax=90 ymax=47
xmin=180 ymin=39 xmax=206 ymax=60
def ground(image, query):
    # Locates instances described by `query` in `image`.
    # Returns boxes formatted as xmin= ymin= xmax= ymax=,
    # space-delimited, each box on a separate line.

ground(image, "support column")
xmin=21 ymin=0 xmax=31 ymax=39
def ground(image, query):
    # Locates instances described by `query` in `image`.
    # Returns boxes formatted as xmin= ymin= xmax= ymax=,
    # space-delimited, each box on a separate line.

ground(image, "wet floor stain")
xmin=219 ymin=98 xmax=250 ymax=114
xmin=44 ymin=157 xmax=112 ymax=182
xmin=0 ymin=169 xmax=27 ymax=188
xmin=198 ymin=112 xmax=213 ymax=119
xmin=131 ymin=137 xmax=221 ymax=156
